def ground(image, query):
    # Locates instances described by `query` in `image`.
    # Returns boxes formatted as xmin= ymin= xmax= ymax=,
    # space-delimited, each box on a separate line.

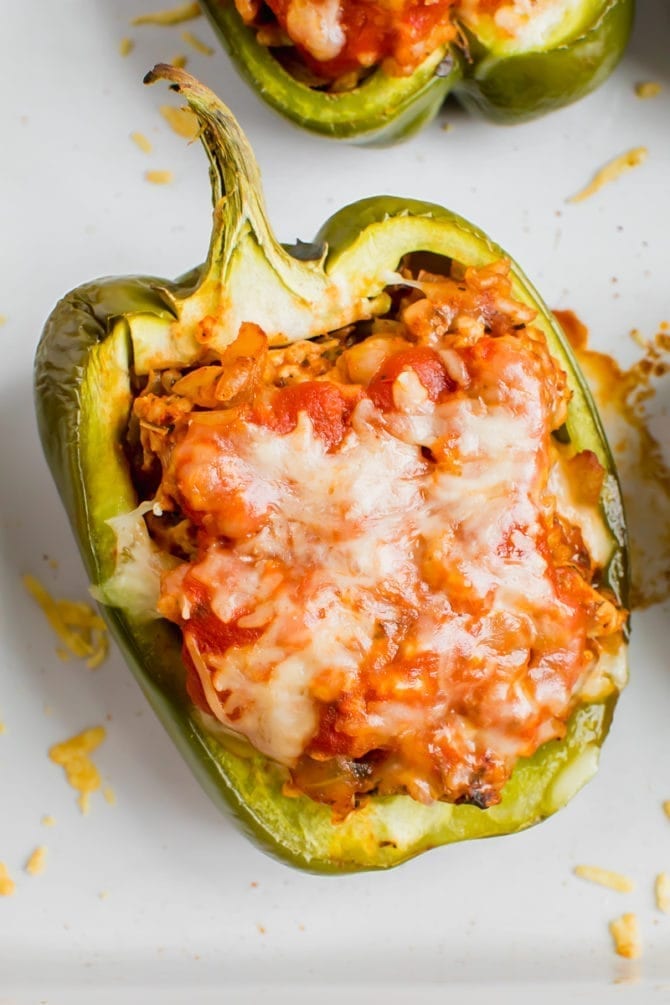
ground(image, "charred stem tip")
xmin=143 ymin=63 xmax=193 ymax=90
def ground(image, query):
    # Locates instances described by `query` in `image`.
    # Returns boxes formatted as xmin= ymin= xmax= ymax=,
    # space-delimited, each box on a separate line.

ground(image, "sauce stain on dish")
xmin=555 ymin=310 xmax=670 ymax=609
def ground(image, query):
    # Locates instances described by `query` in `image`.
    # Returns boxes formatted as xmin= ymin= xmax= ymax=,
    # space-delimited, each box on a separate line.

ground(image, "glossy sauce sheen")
xmin=140 ymin=263 xmax=624 ymax=813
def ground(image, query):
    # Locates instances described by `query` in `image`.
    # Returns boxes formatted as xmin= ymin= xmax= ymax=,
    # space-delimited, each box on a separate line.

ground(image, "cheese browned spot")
xmin=49 ymin=727 xmax=106 ymax=814
xmin=127 ymin=258 xmax=625 ymax=815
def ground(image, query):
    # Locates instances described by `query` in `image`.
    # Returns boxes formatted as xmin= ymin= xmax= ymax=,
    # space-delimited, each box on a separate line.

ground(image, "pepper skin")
xmin=199 ymin=0 xmax=634 ymax=143
xmin=34 ymin=65 xmax=628 ymax=872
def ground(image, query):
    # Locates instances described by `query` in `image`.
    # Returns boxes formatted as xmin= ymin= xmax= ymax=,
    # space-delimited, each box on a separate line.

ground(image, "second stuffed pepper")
xmin=200 ymin=0 xmax=634 ymax=143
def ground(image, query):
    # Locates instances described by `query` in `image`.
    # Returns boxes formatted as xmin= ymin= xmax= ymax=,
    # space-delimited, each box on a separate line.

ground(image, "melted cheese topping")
xmin=137 ymin=261 xmax=625 ymax=811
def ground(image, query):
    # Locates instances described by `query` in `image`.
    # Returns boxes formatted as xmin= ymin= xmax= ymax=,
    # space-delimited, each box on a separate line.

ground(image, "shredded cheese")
xmin=609 ymin=913 xmax=642 ymax=959
xmin=41 ymin=815 xmax=56 ymax=827
xmin=145 ymin=170 xmax=174 ymax=185
xmin=119 ymin=37 xmax=135 ymax=56
xmin=25 ymin=846 xmax=47 ymax=876
xmin=132 ymin=2 xmax=201 ymax=26
xmin=573 ymin=865 xmax=635 ymax=893
xmin=656 ymin=873 xmax=670 ymax=913
xmin=0 ymin=315 xmax=6 ymax=325
xmin=103 ymin=785 xmax=117 ymax=806
xmin=131 ymin=131 xmax=153 ymax=153
xmin=663 ymin=800 xmax=670 ymax=820
xmin=181 ymin=29 xmax=214 ymax=54
xmin=635 ymin=81 xmax=661 ymax=99
xmin=160 ymin=104 xmax=200 ymax=140
xmin=0 ymin=863 xmax=15 ymax=896
xmin=171 ymin=53 xmax=188 ymax=67
xmin=568 ymin=148 xmax=648 ymax=204
xmin=23 ymin=574 xmax=108 ymax=669
xmin=49 ymin=727 xmax=106 ymax=815
xmin=0 ymin=721 xmax=5 ymax=735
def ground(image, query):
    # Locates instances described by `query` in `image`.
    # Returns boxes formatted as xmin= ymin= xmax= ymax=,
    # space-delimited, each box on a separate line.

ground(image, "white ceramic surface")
xmin=1 ymin=1 xmax=669 ymax=1002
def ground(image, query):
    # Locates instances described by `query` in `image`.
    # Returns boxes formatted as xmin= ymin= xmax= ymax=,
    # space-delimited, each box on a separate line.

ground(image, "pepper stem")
xmin=143 ymin=65 xmax=367 ymax=364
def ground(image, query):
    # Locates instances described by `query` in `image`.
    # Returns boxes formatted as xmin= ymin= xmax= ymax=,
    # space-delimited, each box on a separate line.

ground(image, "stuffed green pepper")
xmin=34 ymin=65 xmax=628 ymax=871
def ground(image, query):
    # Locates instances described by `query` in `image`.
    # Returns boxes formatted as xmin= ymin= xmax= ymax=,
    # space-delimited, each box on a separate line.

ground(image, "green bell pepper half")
xmin=34 ymin=65 xmax=628 ymax=872
xmin=199 ymin=0 xmax=634 ymax=143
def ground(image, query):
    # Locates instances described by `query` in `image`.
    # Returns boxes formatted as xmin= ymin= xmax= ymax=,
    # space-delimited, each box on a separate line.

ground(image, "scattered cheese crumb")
xmin=49 ymin=727 xmax=106 ymax=814
xmin=25 ymin=846 xmax=47 ymax=876
xmin=160 ymin=104 xmax=200 ymax=140
xmin=41 ymin=815 xmax=56 ymax=827
xmin=132 ymin=2 xmax=201 ymax=26
xmin=574 ymin=865 xmax=635 ymax=893
xmin=119 ymin=37 xmax=135 ymax=57
xmin=568 ymin=148 xmax=648 ymax=203
xmin=99 ymin=890 xmax=109 ymax=900
xmin=0 ymin=863 xmax=15 ymax=896
xmin=145 ymin=170 xmax=174 ymax=185
xmin=0 ymin=315 xmax=6 ymax=325
xmin=171 ymin=53 xmax=188 ymax=68
xmin=610 ymin=913 xmax=642 ymax=959
xmin=181 ymin=30 xmax=214 ymax=55
xmin=0 ymin=722 xmax=5 ymax=735
xmin=103 ymin=785 xmax=117 ymax=806
xmin=663 ymin=800 xmax=670 ymax=820
xmin=656 ymin=873 xmax=670 ymax=913
xmin=635 ymin=81 xmax=661 ymax=99
xmin=131 ymin=131 xmax=153 ymax=154
xmin=23 ymin=574 xmax=108 ymax=669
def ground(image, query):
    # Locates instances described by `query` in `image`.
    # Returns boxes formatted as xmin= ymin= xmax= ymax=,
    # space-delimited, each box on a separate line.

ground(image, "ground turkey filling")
xmin=130 ymin=258 xmax=625 ymax=815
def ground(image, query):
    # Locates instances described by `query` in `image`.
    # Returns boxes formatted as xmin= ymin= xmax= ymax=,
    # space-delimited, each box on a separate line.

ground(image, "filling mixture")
xmin=226 ymin=0 xmax=568 ymax=86
xmin=128 ymin=257 xmax=626 ymax=816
